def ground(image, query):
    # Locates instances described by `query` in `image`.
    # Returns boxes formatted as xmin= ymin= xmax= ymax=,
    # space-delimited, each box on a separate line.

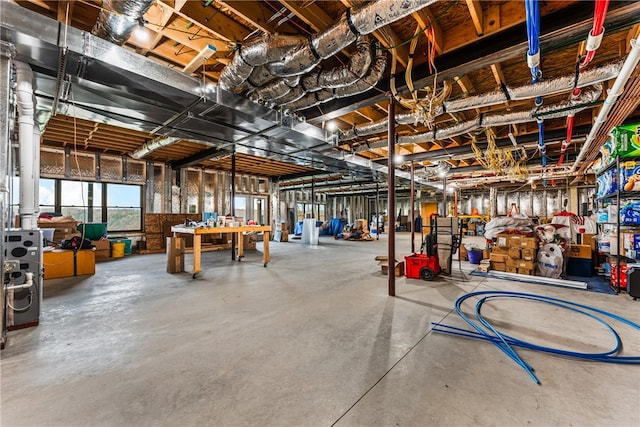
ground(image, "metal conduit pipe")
xmin=219 ymin=0 xmax=438 ymax=91
xmin=339 ymin=62 xmax=621 ymax=141
xmin=91 ymin=0 xmax=155 ymax=46
xmin=570 ymin=37 xmax=640 ymax=174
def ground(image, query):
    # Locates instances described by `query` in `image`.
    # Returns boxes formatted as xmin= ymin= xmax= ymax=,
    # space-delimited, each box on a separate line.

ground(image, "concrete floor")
xmin=2 ymin=233 xmax=639 ymax=426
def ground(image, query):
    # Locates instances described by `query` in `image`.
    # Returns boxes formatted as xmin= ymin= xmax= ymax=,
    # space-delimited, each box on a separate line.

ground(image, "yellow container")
xmin=112 ymin=242 xmax=126 ymax=258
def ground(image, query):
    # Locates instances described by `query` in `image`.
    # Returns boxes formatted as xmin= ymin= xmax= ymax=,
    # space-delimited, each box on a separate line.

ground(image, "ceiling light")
xmin=133 ymin=25 xmax=150 ymax=44
xmin=325 ymin=121 xmax=337 ymax=131
xmin=394 ymin=155 xmax=404 ymax=165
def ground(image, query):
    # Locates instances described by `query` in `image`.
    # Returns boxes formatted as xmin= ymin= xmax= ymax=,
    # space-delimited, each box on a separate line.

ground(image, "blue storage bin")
xmin=566 ymin=258 xmax=592 ymax=277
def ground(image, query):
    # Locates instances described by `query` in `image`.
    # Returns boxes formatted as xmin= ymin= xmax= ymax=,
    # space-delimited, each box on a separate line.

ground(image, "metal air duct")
xmin=219 ymin=0 xmax=438 ymax=91
xmin=130 ymin=136 xmax=181 ymax=159
xmin=92 ymin=0 xmax=155 ymax=46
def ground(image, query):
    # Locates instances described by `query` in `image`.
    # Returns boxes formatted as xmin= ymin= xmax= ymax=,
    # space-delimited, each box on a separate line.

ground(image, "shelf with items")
xmin=595 ymin=156 xmax=640 ymax=294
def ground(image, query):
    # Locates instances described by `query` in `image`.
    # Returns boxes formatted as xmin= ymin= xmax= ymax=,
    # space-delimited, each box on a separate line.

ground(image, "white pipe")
xmin=33 ymin=124 xmax=41 ymax=220
xmin=15 ymin=61 xmax=37 ymax=230
xmin=570 ymin=37 xmax=640 ymax=173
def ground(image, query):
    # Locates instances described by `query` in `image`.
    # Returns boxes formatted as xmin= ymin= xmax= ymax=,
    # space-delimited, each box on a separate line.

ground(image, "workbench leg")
xmin=192 ymin=234 xmax=202 ymax=277
xmin=263 ymin=231 xmax=270 ymax=267
xmin=237 ymin=232 xmax=244 ymax=261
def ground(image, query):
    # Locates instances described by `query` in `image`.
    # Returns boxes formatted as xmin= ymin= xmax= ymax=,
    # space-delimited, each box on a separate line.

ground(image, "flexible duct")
xmin=443 ymin=60 xmax=621 ymax=113
xmin=341 ymin=113 xmax=417 ymax=140
xmin=339 ymin=62 xmax=620 ymax=142
xmin=130 ymin=136 xmax=181 ymax=159
xmin=91 ymin=0 xmax=155 ymax=46
xmin=397 ymin=85 xmax=601 ymax=145
xmin=219 ymin=0 xmax=438 ymax=91
xmin=282 ymin=52 xmax=387 ymax=112
xmin=15 ymin=61 xmax=37 ymax=230
xmin=251 ymin=36 xmax=372 ymax=103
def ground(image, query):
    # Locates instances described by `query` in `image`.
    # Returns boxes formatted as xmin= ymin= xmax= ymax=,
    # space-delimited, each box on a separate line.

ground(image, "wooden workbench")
xmin=171 ymin=225 xmax=271 ymax=277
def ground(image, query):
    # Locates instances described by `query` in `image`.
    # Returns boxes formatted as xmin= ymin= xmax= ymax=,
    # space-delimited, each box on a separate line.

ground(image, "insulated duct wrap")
xmin=397 ymin=85 xmax=601 ymax=144
xmin=444 ymin=60 xmax=621 ymax=113
xmin=252 ymin=37 xmax=372 ymax=103
xmin=334 ymin=54 xmax=387 ymax=98
xmin=220 ymin=34 xmax=306 ymax=90
xmin=340 ymin=61 xmax=618 ymax=141
xmin=130 ymin=137 xmax=180 ymax=159
xmin=340 ymin=112 xmax=415 ymax=140
xmin=92 ymin=0 xmax=155 ymax=46
xmin=219 ymin=0 xmax=437 ymax=91
xmin=283 ymin=52 xmax=387 ymax=111
xmin=308 ymin=36 xmax=372 ymax=90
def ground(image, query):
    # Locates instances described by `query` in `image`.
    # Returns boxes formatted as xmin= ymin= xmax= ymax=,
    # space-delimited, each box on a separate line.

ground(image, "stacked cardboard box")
xmin=492 ymin=234 xmax=538 ymax=275
xmin=38 ymin=216 xmax=80 ymax=242
xmin=91 ymin=239 xmax=111 ymax=260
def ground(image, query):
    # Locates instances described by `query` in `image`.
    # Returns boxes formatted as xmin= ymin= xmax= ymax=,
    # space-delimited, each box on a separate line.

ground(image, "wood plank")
xmin=465 ymin=0 xmax=484 ymax=36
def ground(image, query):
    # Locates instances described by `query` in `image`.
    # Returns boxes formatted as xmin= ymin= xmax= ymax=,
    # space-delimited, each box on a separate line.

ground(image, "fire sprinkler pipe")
xmin=15 ymin=61 xmax=37 ymax=230
xmin=570 ymin=36 xmax=640 ymax=175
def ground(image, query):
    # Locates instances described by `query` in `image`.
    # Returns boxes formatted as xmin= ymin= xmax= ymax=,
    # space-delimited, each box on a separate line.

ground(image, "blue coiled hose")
xmin=432 ymin=290 xmax=640 ymax=384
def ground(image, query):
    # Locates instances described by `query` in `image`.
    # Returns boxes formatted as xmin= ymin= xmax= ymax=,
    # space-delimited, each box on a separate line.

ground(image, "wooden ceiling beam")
xmin=412 ymin=9 xmax=443 ymax=55
xmin=56 ymin=0 xmax=73 ymax=25
xmin=177 ymin=1 xmax=252 ymax=43
xmin=465 ymin=0 xmax=484 ymax=36
xmin=219 ymin=1 xmax=295 ymax=35
xmin=139 ymin=2 xmax=176 ymax=55
xmin=490 ymin=63 xmax=505 ymax=86
xmin=277 ymin=0 xmax=332 ymax=32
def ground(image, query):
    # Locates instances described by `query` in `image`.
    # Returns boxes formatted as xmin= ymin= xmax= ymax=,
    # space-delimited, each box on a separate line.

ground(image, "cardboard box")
xmin=490 ymin=261 xmax=506 ymax=272
xmin=459 ymin=245 xmax=468 ymax=261
xmin=496 ymin=234 xmax=510 ymax=247
xmin=43 ymin=250 xmax=75 ymax=279
xmin=491 ymin=246 xmax=509 ymax=255
xmin=521 ymin=248 xmax=536 ymax=261
xmin=92 ymin=240 xmax=111 ymax=260
xmin=379 ymin=260 xmax=404 ymax=277
xmin=515 ymin=260 xmax=535 ymax=270
xmin=518 ymin=268 xmax=533 ymax=275
xmin=477 ymin=260 xmax=491 ymax=272
xmin=166 ymin=237 xmax=185 ymax=274
xmin=508 ymin=247 xmax=521 ymax=259
xmin=506 ymin=266 xmax=518 ymax=273
xmin=509 ymin=235 xmax=538 ymax=249
xmin=75 ymin=249 xmax=96 ymax=276
xmin=489 ymin=253 xmax=507 ymax=263
xmin=567 ymin=244 xmax=592 ymax=259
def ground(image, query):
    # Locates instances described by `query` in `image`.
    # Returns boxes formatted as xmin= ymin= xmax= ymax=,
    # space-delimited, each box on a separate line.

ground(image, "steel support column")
xmin=388 ymin=95 xmax=396 ymax=297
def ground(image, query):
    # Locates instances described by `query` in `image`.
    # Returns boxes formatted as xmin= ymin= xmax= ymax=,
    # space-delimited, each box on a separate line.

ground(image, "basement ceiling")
xmin=3 ymin=0 xmax=640 ymax=191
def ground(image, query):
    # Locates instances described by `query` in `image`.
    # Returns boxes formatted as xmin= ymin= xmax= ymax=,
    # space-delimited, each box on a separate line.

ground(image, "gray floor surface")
xmin=2 ymin=233 xmax=639 ymax=427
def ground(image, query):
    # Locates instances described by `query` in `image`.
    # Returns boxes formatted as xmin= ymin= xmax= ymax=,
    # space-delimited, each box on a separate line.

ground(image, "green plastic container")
xmin=77 ymin=223 xmax=108 ymax=240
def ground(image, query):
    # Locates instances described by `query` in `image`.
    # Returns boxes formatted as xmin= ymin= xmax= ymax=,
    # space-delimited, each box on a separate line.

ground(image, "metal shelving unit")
xmin=595 ymin=155 xmax=640 ymax=294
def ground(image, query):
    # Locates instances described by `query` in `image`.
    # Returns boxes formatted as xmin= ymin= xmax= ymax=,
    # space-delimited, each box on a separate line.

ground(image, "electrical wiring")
xmin=432 ymin=290 xmax=640 ymax=384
